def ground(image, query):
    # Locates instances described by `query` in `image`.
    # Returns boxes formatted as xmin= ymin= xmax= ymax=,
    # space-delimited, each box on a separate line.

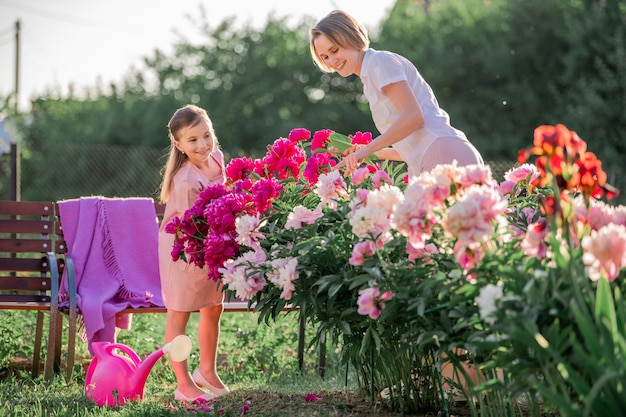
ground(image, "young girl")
xmin=310 ymin=10 xmax=483 ymax=178
xmin=158 ymin=104 xmax=230 ymax=402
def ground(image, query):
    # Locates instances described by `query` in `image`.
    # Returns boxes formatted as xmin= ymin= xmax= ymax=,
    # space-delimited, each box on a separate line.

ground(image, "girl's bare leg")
xmin=195 ymin=304 xmax=227 ymax=389
xmin=165 ymin=309 xmax=205 ymax=398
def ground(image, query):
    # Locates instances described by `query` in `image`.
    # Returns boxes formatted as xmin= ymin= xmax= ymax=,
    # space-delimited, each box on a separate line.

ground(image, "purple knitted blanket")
xmin=58 ymin=196 xmax=164 ymax=352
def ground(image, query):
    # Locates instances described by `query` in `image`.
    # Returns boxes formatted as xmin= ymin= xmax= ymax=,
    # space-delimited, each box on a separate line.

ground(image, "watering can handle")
xmin=105 ymin=343 xmax=142 ymax=365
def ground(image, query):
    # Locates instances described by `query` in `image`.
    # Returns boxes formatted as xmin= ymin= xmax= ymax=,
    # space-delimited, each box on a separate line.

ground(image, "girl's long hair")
xmin=159 ymin=104 xmax=218 ymax=202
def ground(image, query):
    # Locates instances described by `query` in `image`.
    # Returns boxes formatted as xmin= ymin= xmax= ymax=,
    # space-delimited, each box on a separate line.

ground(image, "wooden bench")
xmin=1 ymin=200 xmax=306 ymax=381
xmin=0 ymin=200 xmax=66 ymax=380
xmin=56 ymin=200 xmax=305 ymax=381
xmin=2 ymin=199 xmax=313 ymax=383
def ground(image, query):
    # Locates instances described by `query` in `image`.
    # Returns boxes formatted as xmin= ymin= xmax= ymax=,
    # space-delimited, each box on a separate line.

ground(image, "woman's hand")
xmin=333 ymin=144 xmax=360 ymax=176
xmin=334 ymin=144 xmax=366 ymax=176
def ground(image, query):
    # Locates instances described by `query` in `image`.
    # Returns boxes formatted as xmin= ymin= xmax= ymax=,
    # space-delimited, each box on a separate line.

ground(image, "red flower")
xmin=288 ymin=128 xmax=311 ymax=142
xmin=250 ymin=178 xmax=284 ymax=214
xmin=305 ymin=393 xmax=322 ymax=402
xmin=517 ymin=148 xmax=531 ymax=164
xmin=349 ymin=131 xmax=373 ymax=145
xmin=539 ymin=194 xmax=558 ymax=217
xmin=226 ymin=157 xmax=257 ymax=183
xmin=303 ymin=152 xmax=334 ymax=187
xmin=311 ymin=129 xmax=332 ymax=151
xmin=572 ymin=152 xmax=606 ymax=196
xmin=260 ymin=138 xmax=306 ymax=180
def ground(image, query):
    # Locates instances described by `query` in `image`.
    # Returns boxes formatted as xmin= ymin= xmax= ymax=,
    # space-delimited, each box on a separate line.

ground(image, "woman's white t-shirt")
xmin=360 ymin=48 xmax=470 ymax=176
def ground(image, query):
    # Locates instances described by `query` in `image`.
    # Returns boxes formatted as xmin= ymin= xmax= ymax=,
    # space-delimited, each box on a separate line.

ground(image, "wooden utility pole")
xmin=10 ymin=19 xmax=21 ymax=201
xmin=14 ymin=20 xmax=19 ymax=110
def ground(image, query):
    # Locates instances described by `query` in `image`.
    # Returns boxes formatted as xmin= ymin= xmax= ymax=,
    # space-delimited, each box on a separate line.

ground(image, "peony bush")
xmin=167 ymin=124 xmax=626 ymax=416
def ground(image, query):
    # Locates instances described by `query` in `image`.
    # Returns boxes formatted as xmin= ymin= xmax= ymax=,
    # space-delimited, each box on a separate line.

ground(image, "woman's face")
xmin=313 ymin=34 xmax=363 ymax=77
xmin=174 ymin=119 xmax=215 ymax=167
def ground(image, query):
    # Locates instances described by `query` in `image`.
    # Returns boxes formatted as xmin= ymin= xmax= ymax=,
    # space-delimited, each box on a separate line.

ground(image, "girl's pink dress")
xmin=158 ymin=151 xmax=226 ymax=311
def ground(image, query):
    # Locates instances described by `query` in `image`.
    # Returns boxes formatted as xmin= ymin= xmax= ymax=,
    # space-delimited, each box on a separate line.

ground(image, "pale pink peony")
xmin=444 ymin=198 xmax=488 ymax=241
xmin=612 ymin=205 xmax=626 ymax=226
xmin=574 ymin=197 xmax=615 ymax=232
xmin=521 ymin=218 xmax=549 ymax=259
xmin=235 ymin=214 xmax=265 ymax=248
xmin=285 ymin=205 xmax=324 ymax=230
xmin=219 ymin=250 xmax=267 ymax=300
xmin=406 ymin=242 xmax=438 ymax=263
xmin=349 ymin=206 xmax=390 ymax=239
xmin=349 ymin=240 xmax=376 ymax=265
xmin=267 ymin=257 xmax=299 ymax=300
xmin=414 ymin=169 xmax=454 ymax=204
xmin=348 ymin=184 xmax=402 ymax=240
xmin=391 ymin=181 xmax=440 ymax=249
xmin=314 ymin=170 xmax=349 ymax=209
xmin=497 ymin=180 xmax=516 ymax=196
xmin=454 ymin=240 xmax=486 ymax=274
xmin=582 ymin=223 xmax=626 ymax=282
xmin=366 ymin=184 xmax=403 ymax=211
xmin=429 ymin=162 xmax=463 ymax=190
xmin=442 ymin=185 xmax=507 ymax=243
xmin=458 ymin=164 xmax=496 ymax=189
xmin=504 ymin=163 xmax=540 ymax=183
xmin=442 ymin=185 xmax=507 ymax=272
xmin=371 ymin=170 xmax=392 ymax=189
xmin=357 ymin=287 xmax=394 ymax=319
xmin=351 ymin=167 xmax=370 ymax=186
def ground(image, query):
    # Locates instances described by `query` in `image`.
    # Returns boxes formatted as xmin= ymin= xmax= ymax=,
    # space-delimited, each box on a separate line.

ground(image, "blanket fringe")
xmin=99 ymin=201 xmax=154 ymax=302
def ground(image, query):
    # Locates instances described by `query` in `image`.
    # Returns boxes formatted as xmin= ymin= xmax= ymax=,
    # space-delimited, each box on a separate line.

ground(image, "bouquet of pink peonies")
xmin=165 ymin=128 xmax=373 ymax=289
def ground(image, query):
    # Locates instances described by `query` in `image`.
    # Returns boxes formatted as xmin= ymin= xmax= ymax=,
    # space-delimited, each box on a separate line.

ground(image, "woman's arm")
xmin=373 ymin=147 xmax=404 ymax=161
xmin=338 ymin=80 xmax=424 ymax=173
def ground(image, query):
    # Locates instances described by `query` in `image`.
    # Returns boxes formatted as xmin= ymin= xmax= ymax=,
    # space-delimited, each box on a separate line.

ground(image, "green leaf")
xmin=339 ymin=320 xmax=352 ymax=335
xmin=328 ymin=132 xmax=353 ymax=154
xmin=328 ymin=283 xmax=344 ymax=298
xmin=359 ymin=326 xmax=372 ymax=358
xmin=595 ymin=277 xmax=617 ymax=335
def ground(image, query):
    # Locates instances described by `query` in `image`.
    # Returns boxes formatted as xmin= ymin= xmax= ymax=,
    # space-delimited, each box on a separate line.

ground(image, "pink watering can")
xmin=84 ymin=335 xmax=192 ymax=406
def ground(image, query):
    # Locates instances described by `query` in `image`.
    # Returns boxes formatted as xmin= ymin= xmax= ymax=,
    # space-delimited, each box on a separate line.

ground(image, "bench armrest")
xmin=62 ymin=254 xmax=78 ymax=381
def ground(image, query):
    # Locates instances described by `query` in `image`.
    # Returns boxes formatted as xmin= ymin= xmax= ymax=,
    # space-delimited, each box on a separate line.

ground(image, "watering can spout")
xmin=131 ymin=335 xmax=193 ymax=392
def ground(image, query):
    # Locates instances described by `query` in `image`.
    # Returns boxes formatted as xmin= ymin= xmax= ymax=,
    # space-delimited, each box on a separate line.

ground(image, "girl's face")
xmin=174 ymin=119 xmax=215 ymax=167
xmin=313 ymin=34 xmax=363 ymax=77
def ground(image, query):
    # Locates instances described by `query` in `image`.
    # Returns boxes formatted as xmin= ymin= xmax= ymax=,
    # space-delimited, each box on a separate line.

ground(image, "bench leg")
xmin=32 ymin=311 xmax=44 ymax=379
xmin=52 ymin=314 xmax=63 ymax=374
xmin=44 ymin=308 xmax=60 ymax=381
xmin=65 ymin=308 xmax=77 ymax=381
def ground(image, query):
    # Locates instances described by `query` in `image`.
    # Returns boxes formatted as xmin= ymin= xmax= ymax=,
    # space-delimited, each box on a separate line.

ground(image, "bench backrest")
xmin=0 ymin=200 xmax=64 ymax=308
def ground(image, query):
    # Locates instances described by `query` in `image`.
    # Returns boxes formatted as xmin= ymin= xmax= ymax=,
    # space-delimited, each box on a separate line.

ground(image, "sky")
xmin=0 ymin=0 xmax=396 ymax=111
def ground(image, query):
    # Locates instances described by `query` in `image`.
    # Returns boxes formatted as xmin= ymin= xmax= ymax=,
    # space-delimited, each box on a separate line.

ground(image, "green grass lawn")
xmin=0 ymin=311 xmax=446 ymax=416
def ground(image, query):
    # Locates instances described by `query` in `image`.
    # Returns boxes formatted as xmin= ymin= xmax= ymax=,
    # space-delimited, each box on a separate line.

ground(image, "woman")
xmin=310 ymin=10 xmax=483 ymax=178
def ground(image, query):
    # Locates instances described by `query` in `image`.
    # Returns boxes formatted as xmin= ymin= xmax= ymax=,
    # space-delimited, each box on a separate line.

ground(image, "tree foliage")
xmin=1 ymin=0 xmax=624 ymax=202
xmin=379 ymin=0 xmax=626 ymax=170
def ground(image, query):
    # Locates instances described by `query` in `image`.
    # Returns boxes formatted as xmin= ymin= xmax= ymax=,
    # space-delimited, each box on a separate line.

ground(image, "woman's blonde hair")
xmin=310 ymin=10 xmax=370 ymax=73
xmin=159 ymin=104 xmax=218 ymax=202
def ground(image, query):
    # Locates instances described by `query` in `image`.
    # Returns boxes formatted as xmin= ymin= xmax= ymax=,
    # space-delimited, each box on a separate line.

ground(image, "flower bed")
xmin=167 ymin=125 xmax=626 ymax=416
